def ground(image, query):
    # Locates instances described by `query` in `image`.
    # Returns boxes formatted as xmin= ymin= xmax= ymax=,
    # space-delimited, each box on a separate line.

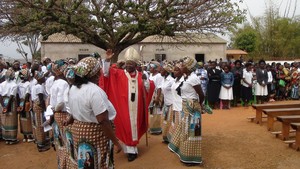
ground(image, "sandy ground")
xmin=1 ymin=101 xmax=300 ymax=169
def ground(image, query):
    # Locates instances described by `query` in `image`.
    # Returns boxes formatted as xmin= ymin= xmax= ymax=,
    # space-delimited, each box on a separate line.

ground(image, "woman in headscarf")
xmin=18 ymin=69 xmax=34 ymax=143
xmin=168 ymin=56 xmax=205 ymax=165
xmin=31 ymin=70 xmax=50 ymax=151
xmin=49 ymin=59 xmax=70 ymax=168
xmin=167 ymin=63 xmax=184 ymax=142
xmin=64 ymin=57 xmax=122 ymax=169
xmin=148 ymin=61 xmax=164 ymax=134
xmin=160 ymin=62 xmax=175 ymax=143
xmin=0 ymin=68 xmax=19 ymax=144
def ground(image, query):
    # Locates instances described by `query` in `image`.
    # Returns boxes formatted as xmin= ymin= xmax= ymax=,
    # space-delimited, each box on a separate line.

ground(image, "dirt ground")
xmin=1 ymin=101 xmax=300 ymax=169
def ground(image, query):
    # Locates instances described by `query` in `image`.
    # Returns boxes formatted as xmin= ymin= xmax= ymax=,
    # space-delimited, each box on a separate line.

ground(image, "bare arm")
xmin=193 ymin=85 xmax=204 ymax=104
xmin=96 ymin=111 xmax=122 ymax=153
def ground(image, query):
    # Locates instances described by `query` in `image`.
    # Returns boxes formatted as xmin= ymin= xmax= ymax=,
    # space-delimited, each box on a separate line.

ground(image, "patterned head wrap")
xmin=149 ymin=61 xmax=161 ymax=69
xmin=64 ymin=67 xmax=75 ymax=80
xmin=198 ymin=62 xmax=203 ymax=67
xmin=5 ymin=68 xmax=15 ymax=80
xmin=52 ymin=59 xmax=68 ymax=76
xmin=162 ymin=62 xmax=174 ymax=73
xmin=13 ymin=60 xmax=20 ymax=66
xmin=20 ymin=69 xmax=30 ymax=80
xmin=34 ymin=71 xmax=44 ymax=81
xmin=182 ymin=56 xmax=198 ymax=72
xmin=73 ymin=57 xmax=102 ymax=78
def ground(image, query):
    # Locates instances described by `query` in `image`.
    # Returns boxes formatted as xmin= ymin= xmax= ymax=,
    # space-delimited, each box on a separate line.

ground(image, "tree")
xmin=230 ymin=1 xmax=300 ymax=60
xmin=0 ymin=0 xmax=245 ymax=62
xmin=13 ymin=32 xmax=41 ymax=61
xmin=231 ymin=24 xmax=257 ymax=53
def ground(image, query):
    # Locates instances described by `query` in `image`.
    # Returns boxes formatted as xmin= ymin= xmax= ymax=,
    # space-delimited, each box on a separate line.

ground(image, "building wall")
xmin=41 ymin=43 xmax=105 ymax=61
xmin=41 ymin=42 xmax=226 ymax=63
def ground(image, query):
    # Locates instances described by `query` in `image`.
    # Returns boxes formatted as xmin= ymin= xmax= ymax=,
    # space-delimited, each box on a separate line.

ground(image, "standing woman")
xmin=0 ymin=68 xmax=19 ymax=144
xmin=160 ymin=63 xmax=175 ymax=143
xmin=148 ymin=61 xmax=164 ymax=134
xmin=241 ymin=63 xmax=254 ymax=107
xmin=168 ymin=64 xmax=184 ymax=142
xmin=50 ymin=59 xmax=70 ymax=168
xmin=31 ymin=71 xmax=50 ymax=151
xmin=18 ymin=69 xmax=34 ymax=142
xmin=255 ymin=60 xmax=268 ymax=104
xmin=168 ymin=56 xmax=205 ymax=165
xmin=66 ymin=57 xmax=122 ymax=169
xmin=207 ymin=61 xmax=221 ymax=109
xmin=219 ymin=65 xmax=234 ymax=109
xmin=231 ymin=60 xmax=243 ymax=106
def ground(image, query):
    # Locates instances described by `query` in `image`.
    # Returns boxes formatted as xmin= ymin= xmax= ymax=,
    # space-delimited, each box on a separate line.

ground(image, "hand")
xmin=63 ymin=120 xmax=69 ymax=126
xmin=114 ymin=142 xmax=122 ymax=153
xmin=106 ymin=49 xmax=114 ymax=61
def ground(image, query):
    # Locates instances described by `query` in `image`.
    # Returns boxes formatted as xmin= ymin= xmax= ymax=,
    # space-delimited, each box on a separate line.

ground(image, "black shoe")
xmin=127 ymin=153 xmax=137 ymax=162
xmin=37 ymin=144 xmax=50 ymax=152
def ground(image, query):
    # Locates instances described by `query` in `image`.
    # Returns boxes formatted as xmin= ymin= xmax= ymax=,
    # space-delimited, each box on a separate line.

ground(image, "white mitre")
xmin=124 ymin=47 xmax=141 ymax=63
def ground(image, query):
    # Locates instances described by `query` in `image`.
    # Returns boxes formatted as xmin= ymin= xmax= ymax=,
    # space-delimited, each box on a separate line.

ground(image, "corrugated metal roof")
xmin=140 ymin=33 xmax=227 ymax=44
xmin=42 ymin=32 xmax=227 ymax=44
xmin=226 ymin=49 xmax=248 ymax=55
xmin=42 ymin=32 xmax=82 ymax=43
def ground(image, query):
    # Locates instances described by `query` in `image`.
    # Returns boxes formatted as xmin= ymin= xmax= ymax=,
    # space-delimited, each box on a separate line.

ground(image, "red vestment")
xmin=99 ymin=68 xmax=154 ymax=146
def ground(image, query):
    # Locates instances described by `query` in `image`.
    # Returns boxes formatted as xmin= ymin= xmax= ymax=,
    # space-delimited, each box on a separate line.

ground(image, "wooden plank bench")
xmin=263 ymin=108 xmax=300 ymax=131
xmin=276 ymin=115 xmax=300 ymax=140
xmin=290 ymin=123 xmax=300 ymax=151
xmin=252 ymin=103 xmax=300 ymax=125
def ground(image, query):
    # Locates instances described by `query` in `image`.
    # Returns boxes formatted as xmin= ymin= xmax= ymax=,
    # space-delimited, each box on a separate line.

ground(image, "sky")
xmin=0 ymin=0 xmax=299 ymax=61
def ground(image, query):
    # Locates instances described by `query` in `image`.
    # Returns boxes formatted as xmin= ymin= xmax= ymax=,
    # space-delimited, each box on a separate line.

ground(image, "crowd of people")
xmin=0 ymin=47 xmax=299 ymax=168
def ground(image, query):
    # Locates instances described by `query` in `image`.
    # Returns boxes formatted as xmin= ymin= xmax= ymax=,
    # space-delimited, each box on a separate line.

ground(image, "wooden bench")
xmin=252 ymin=103 xmax=300 ymax=125
xmin=290 ymin=123 xmax=300 ymax=151
xmin=276 ymin=115 xmax=300 ymax=140
xmin=263 ymin=108 xmax=300 ymax=131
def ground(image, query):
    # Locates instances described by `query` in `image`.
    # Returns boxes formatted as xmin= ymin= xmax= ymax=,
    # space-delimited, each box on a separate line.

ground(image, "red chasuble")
xmin=99 ymin=67 xmax=154 ymax=146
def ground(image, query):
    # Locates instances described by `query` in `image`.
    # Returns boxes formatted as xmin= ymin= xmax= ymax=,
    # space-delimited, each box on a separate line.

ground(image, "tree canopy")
xmin=230 ymin=2 xmax=300 ymax=60
xmin=0 ymin=0 xmax=245 ymax=62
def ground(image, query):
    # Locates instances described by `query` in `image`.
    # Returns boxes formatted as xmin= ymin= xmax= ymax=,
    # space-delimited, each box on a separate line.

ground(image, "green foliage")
xmin=1 ymin=0 xmax=245 ymax=62
xmin=232 ymin=25 xmax=257 ymax=53
xmin=231 ymin=7 xmax=300 ymax=60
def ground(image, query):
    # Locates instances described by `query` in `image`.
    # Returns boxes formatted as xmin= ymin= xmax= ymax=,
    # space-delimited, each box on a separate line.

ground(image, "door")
xmin=195 ymin=54 xmax=205 ymax=63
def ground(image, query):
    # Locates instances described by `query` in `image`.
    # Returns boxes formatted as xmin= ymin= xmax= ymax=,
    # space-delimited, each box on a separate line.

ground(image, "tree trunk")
xmin=110 ymin=48 xmax=122 ymax=63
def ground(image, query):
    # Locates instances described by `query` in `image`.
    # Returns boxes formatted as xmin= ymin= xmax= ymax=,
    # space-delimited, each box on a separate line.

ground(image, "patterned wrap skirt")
xmin=53 ymin=111 xmax=69 ymax=169
xmin=167 ymin=110 xmax=183 ymax=142
xmin=0 ymin=105 xmax=2 ymax=139
xmin=161 ymin=104 xmax=173 ymax=142
xmin=1 ymin=97 xmax=18 ymax=141
xmin=20 ymin=100 xmax=33 ymax=136
xmin=149 ymin=103 xmax=162 ymax=134
xmin=168 ymin=99 xmax=202 ymax=164
xmin=70 ymin=120 xmax=114 ymax=169
xmin=32 ymin=100 xmax=47 ymax=145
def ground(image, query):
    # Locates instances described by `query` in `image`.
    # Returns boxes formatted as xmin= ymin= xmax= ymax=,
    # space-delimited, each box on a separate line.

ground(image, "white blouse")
xmin=0 ymin=80 xmax=18 ymax=97
xmin=50 ymin=79 xmax=69 ymax=112
xmin=161 ymin=75 xmax=174 ymax=106
xmin=31 ymin=84 xmax=47 ymax=101
xmin=171 ymin=76 xmax=184 ymax=111
xmin=181 ymin=72 xmax=201 ymax=100
xmin=18 ymin=81 xmax=30 ymax=99
xmin=68 ymin=82 xmax=116 ymax=123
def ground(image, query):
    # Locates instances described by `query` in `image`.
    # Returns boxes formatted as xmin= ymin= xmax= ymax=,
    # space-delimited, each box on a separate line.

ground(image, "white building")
xmin=41 ymin=32 xmax=227 ymax=63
